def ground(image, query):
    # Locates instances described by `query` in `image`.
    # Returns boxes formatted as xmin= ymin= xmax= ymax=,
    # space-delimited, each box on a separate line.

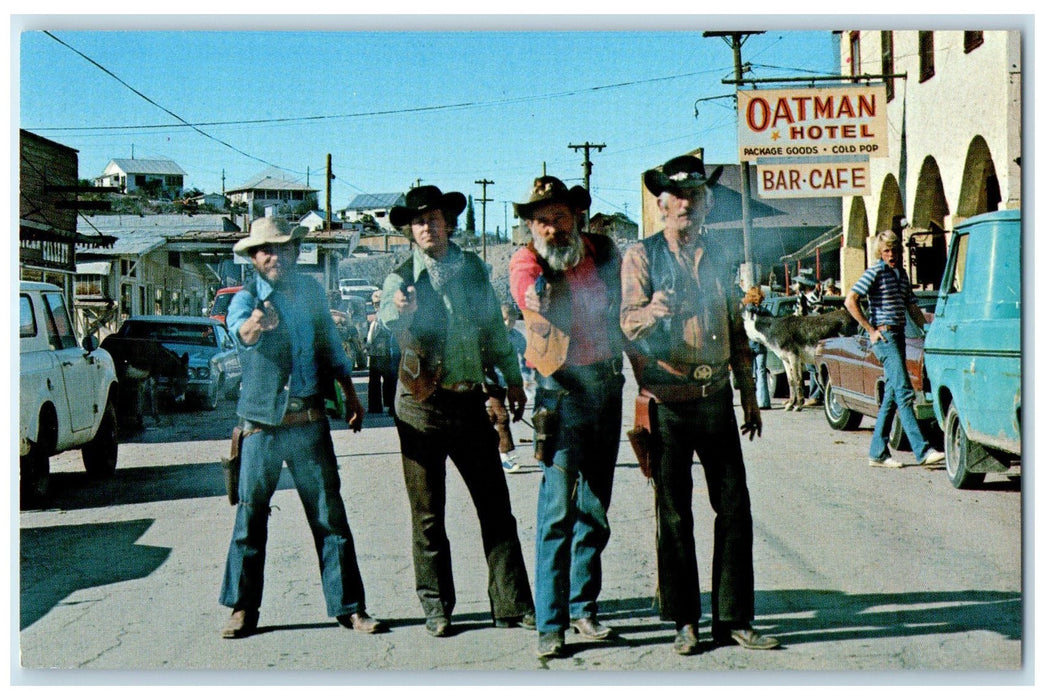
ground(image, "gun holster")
xmin=221 ymin=425 xmax=245 ymax=506
xmin=531 ymin=405 xmax=560 ymax=464
xmin=627 ymin=393 xmax=655 ymax=478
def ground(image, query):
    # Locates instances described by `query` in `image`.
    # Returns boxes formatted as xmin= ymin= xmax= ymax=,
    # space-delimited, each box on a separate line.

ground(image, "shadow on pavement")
xmin=25 ymin=462 xmax=296 ymax=511
xmin=20 ymin=519 xmax=171 ymax=630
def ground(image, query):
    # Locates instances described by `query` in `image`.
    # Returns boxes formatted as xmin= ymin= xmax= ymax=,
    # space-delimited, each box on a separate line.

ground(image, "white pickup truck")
xmin=19 ymin=281 xmax=120 ymax=505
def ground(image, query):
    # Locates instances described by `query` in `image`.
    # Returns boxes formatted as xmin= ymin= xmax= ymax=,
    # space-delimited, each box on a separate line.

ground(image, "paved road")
xmin=17 ymin=367 xmax=1024 ymax=681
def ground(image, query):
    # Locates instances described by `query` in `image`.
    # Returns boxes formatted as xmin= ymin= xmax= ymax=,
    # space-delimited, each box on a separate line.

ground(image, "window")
xmin=20 ymin=295 xmax=37 ymax=338
xmin=881 ymin=31 xmax=895 ymax=102
xmin=964 ymin=31 xmax=984 ymax=53
xmin=43 ymin=292 xmax=77 ymax=350
xmin=849 ymin=31 xmax=861 ymax=77
xmin=919 ymin=31 xmax=935 ymax=82
xmin=947 ymin=234 xmax=969 ymax=294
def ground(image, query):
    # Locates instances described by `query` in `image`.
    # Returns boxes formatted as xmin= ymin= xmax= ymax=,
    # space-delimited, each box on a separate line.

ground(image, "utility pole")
xmin=475 ymin=179 xmax=494 ymax=262
xmin=568 ymin=141 xmax=605 ymax=224
xmin=326 ymin=154 xmax=335 ymax=292
xmin=326 ymin=154 xmax=334 ymax=231
xmin=703 ymin=30 xmax=763 ymax=289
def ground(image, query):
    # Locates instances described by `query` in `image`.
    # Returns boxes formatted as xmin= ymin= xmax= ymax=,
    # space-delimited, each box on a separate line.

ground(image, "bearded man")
xmin=379 ymin=185 xmax=535 ymax=639
xmin=509 ymin=176 xmax=624 ymax=659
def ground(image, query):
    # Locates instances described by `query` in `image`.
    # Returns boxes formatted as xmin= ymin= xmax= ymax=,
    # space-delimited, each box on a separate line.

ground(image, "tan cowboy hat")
xmin=233 ymin=217 xmax=307 ymax=255
xmin=513 ymin=175 xmax=591 ymax=220
xmin=389 ymin=185 xmax=467 ymax=228
xmin=643 ymin=154 xmax=723 ymax=196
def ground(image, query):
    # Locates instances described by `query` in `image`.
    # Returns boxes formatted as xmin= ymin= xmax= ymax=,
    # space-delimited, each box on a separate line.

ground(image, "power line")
xmin=41 ymin=31 xmax=295 ymax=173
xmin=29 ymin=57 xmax=722 ymax=133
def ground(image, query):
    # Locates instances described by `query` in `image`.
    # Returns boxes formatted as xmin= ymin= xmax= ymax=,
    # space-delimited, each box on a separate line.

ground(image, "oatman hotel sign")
xmin=737 ymin=85 xmax=888 ymax=198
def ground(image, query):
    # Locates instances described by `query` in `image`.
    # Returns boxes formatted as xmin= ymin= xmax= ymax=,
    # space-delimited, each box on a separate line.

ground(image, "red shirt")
xmin=509 ymin=240 xmax=614 ymax=367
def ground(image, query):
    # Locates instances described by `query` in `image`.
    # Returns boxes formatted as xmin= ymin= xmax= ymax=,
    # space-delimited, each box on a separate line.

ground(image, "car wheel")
xmin=21 ymin=409 xmax=55 ymax=508
xmin=20 ymin=440 xmax=50 ymax=508
xmin=943 ymin=404 xmax=988 ymax=489
xmin=82 ymin=398 xmax=119 ymax=478
xmin=203 ymin=380 xmax=219 ymax=411
xmin=888 ymin=414 xmax=910 ymax=452
xmin=823 ymin=377 xmax=862 ymax=430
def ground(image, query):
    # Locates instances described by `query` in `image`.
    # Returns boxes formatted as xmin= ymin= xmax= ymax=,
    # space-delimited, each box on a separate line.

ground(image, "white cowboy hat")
xmin=233 ymin=217 xmax=307 ymax=255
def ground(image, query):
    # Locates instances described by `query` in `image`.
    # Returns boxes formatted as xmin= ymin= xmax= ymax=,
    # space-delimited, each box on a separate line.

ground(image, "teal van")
xmin=924 ymin=210 xmax=1021 ymax=488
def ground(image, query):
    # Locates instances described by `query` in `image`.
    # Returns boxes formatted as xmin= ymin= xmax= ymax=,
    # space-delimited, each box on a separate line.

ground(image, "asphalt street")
xmin=17 ymin=366 xmax=1025 ymax=683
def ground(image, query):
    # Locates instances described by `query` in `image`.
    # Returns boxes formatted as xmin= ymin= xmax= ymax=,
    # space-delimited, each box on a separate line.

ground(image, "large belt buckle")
xmin=287 ymin=397 xmax=304 ymax=412
xmin=691 ymin=364 xmax=714 ymax=381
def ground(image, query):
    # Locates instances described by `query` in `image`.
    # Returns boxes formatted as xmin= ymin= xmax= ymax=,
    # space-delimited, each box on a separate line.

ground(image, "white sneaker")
xmin=920 ymin=448 xmax=946 ymax=467
xmin=501 ymin=455 xmax=520 ymax=473
xmin=869 ymin=455 xmax=904 ymax=468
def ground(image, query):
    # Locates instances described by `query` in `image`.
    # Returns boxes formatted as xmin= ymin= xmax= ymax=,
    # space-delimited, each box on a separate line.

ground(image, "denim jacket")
xmin=230 ymin=274 xmax=345 ymax=426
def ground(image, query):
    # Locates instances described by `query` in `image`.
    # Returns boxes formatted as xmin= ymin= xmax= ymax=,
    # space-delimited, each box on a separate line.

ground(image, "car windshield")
xmin=211 ymin=293 xmax=234 ymax=316
xmin=122 ymin=321 xmax=217 ymax=347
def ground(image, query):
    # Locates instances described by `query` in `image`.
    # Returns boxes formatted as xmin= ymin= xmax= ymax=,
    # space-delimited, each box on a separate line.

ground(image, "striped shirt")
xmin=849 ymin=259 xmax=912 ymax=328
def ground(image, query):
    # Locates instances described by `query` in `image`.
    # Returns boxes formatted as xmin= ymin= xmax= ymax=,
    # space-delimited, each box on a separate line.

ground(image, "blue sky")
xmin=17 ymin=21 xmax=844 ymax=230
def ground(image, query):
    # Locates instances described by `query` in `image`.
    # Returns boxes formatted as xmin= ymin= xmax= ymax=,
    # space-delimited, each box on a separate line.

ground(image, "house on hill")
xmin=339 ymin=192 xmax=406 ymax=232
xmin=226 ymin=170 xmax=319 ymax=219
xmin=94 ymin=157 xmax=187 ymax=198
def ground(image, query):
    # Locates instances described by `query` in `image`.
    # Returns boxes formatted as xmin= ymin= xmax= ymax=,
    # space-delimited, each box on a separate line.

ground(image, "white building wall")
xmin=839 ymin=29 xmax=1021 ymax=287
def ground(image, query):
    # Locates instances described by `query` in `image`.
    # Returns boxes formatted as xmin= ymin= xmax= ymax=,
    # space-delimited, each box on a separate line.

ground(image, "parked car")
xmin=114 ymin=315 xmax=242 ymax=410
xmin=924 ymin=209 xmax=1021 ymax=488
xmin=207 ymin=285 xmax=243 ymax=325
xmin=813 ymin=292 xmax=940 ymax=451
xmin=760 ymin=294 xmax=846 ymax=398
xmin=339 ymin=277 xmax=378 ymax=301
xmin=19 ymin=281 xmax=120 ymax=504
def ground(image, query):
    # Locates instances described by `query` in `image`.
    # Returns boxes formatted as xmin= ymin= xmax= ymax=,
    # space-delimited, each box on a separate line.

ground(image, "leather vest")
xmin=392 ymin=250 xmax=491 ymax=401
xmin=235 ymin=276 xmax=336 ymax=425
xmin=522 ymin=233 xmax=623 ymax=378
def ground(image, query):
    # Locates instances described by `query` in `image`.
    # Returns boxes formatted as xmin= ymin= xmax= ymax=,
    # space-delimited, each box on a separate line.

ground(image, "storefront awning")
xmin=780 ymin=225 xmax=843 ymax=264
xmin=76 ymin=261 xmax=112 ymax=276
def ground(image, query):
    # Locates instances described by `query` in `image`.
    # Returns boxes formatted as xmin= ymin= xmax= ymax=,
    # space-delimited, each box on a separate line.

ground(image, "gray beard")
xmin=423 ymin=244 xmax=465 ymax=292
xmin=533 ymin=231 xmax=584 ymax=271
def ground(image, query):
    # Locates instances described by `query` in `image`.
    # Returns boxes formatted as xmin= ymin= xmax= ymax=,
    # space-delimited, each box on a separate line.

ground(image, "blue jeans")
xmin=533 ymin=370 xmax=623 ymax=633
xmin=870 ymin=330 xmax=930 ymax=461
xmin=752 ymin=352 xmax=770 ymax=408
xmin=219 ymin=419 xmax=367 ymax=618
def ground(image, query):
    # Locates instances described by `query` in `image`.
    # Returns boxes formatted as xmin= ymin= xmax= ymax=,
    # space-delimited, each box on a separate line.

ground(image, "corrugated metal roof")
xmin=108 ymin=158 xmax=187 ymax=176
xmin=344 ymin=192 xmax=405 ymax=210
xmin=227 ymin=170 xmax=317 ymax=193
xmin=75 ymin=214 xmax=234 ymax=256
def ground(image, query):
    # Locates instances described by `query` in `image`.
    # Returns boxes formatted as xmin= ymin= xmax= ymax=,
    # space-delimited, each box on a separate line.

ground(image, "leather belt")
xmin=640 ymin=373 xmax=732 ymax=402
xmin=656 ymin=360 xmax=728 ymax=383
xmin=875 ymin=325 xmax=903 ymax=333
xmin=280 ymin=407 xmax=327 ymax=427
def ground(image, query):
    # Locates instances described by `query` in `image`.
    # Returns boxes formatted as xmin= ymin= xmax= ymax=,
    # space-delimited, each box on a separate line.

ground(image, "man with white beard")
xmin=379 ymin=185 xmax=535 ymax=639
xmin=509 ymin=176 xmax=624 ymax=659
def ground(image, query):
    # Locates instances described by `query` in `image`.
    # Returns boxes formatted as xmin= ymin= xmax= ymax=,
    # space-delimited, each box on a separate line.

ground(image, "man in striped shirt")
xmin=844 ymin=229 xmax=945 ymax=469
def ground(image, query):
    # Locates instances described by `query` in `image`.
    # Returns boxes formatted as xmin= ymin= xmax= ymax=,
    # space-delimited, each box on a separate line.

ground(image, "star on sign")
xmin=771 ymin=131 xmax=781 ymax=141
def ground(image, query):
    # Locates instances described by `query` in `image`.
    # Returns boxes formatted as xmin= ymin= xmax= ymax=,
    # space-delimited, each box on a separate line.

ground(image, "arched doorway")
xmin=957 ymin=135 xmax=1002 ymax=219
xmin=842 ymin=197 xmax=870 ymax=289
xmin=875 ymin=174 xmax=905 ymax=237
xmin=910 ymin=157 xmax=950 ymax=289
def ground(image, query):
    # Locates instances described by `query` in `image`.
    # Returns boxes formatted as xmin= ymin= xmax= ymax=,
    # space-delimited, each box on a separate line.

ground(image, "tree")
xmin=465 ymin=195 xmax=476 ymax=233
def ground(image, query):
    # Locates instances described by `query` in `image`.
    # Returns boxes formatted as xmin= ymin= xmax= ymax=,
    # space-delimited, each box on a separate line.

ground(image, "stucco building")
xmin=837 ymin=29 xmax=1021 ymax=290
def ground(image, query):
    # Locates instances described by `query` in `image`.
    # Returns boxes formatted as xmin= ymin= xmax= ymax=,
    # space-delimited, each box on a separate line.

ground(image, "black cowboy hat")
xmin=513 ymin=175 xmax=591 ymax=220
xmin=389 ymin=185 xmax=467 ymax=228
xmin=643 ymin=154 xmax=724 ymax=196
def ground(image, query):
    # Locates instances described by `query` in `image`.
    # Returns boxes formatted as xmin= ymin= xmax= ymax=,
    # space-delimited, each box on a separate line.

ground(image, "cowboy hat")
xmin=513 ymin=176 xmax=591 ymax=220
xmin=233 ymin=217 xmax=307 ymax=255
xmin=643 ymin=154 xmax=723 ymax=196
xmin=389 ymin=185 xmax=467 ymax=228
